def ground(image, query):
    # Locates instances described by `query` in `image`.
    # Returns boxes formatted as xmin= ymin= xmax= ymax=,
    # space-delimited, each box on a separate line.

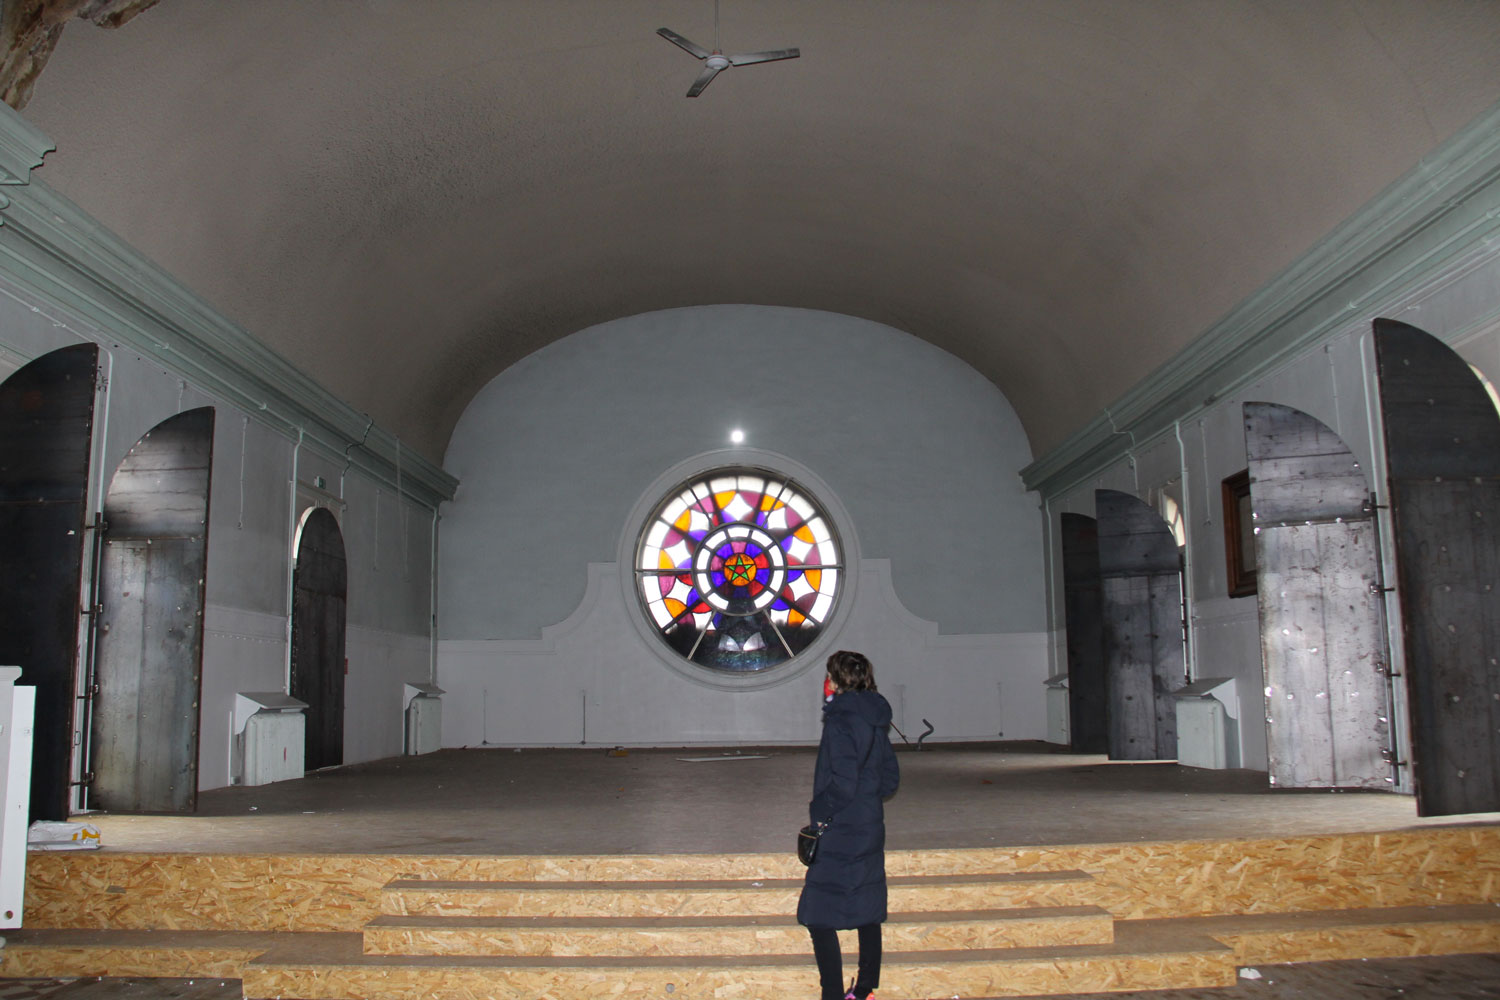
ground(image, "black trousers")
xmin=808 ymin=924 xmax=881 ymax=1000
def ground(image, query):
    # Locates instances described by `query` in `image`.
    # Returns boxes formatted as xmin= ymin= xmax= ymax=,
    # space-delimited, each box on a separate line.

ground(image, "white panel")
xmin=406 ymin=696 xmax=442 ymax=755
xmin=0 ymin=671 xmax=34 ymax=928
xmin=241 ymin=710 xmax=304 ymax=786
xmin=1177 ymin=698 xmax=1227 ymax=770
xmin=1046 ymin=685 xmax=1070 ymax=746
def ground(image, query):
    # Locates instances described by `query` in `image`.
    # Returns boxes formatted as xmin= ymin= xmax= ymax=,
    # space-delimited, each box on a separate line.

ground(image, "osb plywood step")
xmin=380 ymin=870 xmax=1096 ymax=918
xmin=1183 ymin=902 xmax=1500 ymax=964
xmin=0 ymin=927 xmax=295 ymax=980
xmin=242 ymin=922 xmax=1236 ymax=1000
xmin=361 ymin=905 xmax=1115 ymax=956
xmin=25 ymin=827 xmax=1500 ymax=932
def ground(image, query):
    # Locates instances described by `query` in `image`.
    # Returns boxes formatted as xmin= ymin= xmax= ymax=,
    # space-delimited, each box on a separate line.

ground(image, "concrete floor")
xmin=73 ymin=743 xmax=1500 ymax=855
xmin=7 ymin=953 xmax=1500 ymax=999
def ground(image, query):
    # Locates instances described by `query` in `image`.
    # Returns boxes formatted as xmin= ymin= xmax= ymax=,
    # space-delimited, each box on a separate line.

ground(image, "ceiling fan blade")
xmin=727 ymin=47 xmax=800 ymax=67
xmin=686 ymin=63 xmax=723 ymax=97
xmin=657 ymin=27 xmax=710 ymax=60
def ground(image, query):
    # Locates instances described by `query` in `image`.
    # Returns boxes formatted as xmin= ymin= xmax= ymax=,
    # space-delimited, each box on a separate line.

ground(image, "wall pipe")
xmin=1174 ymin=419 xmax=1200 ymax=677
xmin=429 ymin=505 xmax=439 ymax=685
xmin=283 ymin=426 xmax=304 ymax=691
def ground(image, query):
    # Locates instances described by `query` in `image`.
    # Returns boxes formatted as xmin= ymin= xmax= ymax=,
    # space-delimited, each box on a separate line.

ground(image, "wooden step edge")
xmin=380 ymin=868 xmax=1095 ymax=892
xmin=362 ymin=904 xmax=1114 ymax=931
xmin=1168 ymin=903 xmax=1500 ymax=966
xmin=257 ymin=922 xmax=1221 ymax=971
xmin=0 ymin=928 xmax=292 ymax=980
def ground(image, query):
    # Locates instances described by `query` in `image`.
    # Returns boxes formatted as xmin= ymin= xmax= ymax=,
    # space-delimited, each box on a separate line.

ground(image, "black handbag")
xmin=797 ymin=822 xmax=825 ymax=866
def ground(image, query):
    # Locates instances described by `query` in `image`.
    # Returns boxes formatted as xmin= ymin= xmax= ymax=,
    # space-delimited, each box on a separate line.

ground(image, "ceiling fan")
xmin=657 ymin=0 xmax=800 ymax=97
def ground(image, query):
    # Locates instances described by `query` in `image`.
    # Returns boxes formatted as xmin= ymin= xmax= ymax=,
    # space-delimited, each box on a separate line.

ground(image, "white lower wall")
xmin=199 ymin=605 xmax=431 ymax=787
xmin=346 ymin=624 xmax=433 ymax=764
xmin=1189 ymin=595 xmax=1261 ymax=770
xmin=439 ymin=559 xmax=1049 ymax=748
xmin=201 ymin=604 xmax=288 ymax=788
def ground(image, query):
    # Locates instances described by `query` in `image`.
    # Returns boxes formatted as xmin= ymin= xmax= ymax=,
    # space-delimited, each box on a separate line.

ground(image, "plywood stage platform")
xmin=8 ymin=745 xmax=1500 ymax=998
xmin=59 ymin=743 xmax=1500 ymax=856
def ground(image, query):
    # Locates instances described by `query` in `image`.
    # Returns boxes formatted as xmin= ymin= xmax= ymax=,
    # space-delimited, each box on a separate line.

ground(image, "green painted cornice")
xmin=1022 ymin=98 xmax=1500 ymax=500
xmin=0 ymin=104 xmax=456 ymax=508
xmin=0 ymin=105 xmax=51 ymax=187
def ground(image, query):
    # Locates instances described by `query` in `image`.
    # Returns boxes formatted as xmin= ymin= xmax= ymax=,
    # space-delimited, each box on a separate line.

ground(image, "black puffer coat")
xmin=797 ymin=690 xmax=900 ymax=930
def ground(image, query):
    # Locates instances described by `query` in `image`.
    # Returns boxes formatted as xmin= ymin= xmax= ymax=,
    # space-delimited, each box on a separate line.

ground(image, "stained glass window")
xmin=635 ymin=469 xmax=843 ymax=672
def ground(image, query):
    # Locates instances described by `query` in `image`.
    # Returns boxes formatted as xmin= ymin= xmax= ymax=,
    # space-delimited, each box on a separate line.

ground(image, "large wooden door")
xmin=1061 ymin=513 xmax=1107 ymax=753
xmin=89 ymin=407 xmax=214 ymax=813
xmin=291 ymin=506 xmax=347 ymax=772
xmin=1096 ymin=489 xmax=1185 ymax=760
xmin=0 ymin=344 xmax=98 ymax=820
xmin=1244 ymin=402 xmax=1394 ymax=790
xmin=1375 ymin=318 xmax=1500 ymax=815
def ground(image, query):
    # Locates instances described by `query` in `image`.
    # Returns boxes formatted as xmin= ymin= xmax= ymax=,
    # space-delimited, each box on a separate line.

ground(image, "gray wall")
xmin=441 ymin=305 xmax=1043 ymax=641
xmin=0 ymin=279 xmax=437 ymax=792
xmin=1042 ymin=245 xmax=1500 ymax=774
xmin=435 ymin=306 xmax=1050 ymax=748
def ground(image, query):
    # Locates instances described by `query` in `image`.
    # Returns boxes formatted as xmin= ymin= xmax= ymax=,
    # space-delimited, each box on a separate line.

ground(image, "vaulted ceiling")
xmin=15 ymin=1 xmax=1500 ymax=463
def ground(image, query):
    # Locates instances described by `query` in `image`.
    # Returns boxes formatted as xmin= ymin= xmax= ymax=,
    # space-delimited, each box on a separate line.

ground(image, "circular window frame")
xmin=618 ymin=448 xmax=860 ymax=691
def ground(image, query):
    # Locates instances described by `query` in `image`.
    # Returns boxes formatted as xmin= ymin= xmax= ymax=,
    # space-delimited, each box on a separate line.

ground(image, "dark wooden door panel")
xmin=1061 ymin=513 xmax=1106 ymax=753
xmin=1244 ymin=402 xmax=1393 ymax=790
xmin=0 ymin=343 xmax=98 ymax=821
xmin=1376 ymin=318 xmax=1500 ymax=816
xmin=90 ymin=407 xmax=213 ymax=813
xmin=291 ymin=506 xmax=347 ymax=772
xmin=1096 ymin=489 xmax=1184 ymax=761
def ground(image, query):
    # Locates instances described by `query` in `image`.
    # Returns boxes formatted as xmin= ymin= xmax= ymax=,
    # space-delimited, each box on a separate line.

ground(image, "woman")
xmin=798 ymin=650 xmax=901 ymax=1000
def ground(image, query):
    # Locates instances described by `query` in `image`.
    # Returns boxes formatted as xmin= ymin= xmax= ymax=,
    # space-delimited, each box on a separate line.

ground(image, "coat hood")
xmin=825 ymin=689 xmax=893 ymax=728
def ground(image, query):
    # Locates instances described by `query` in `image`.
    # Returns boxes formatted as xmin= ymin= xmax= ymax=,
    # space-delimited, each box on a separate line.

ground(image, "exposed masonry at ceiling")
xmin=0 ymin=0 xmax=158 ymax=109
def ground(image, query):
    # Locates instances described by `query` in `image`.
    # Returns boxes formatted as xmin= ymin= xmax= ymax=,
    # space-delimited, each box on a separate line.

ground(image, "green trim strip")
xmin=0 ymin=105 xmax=456 ymax=508
xmin=1023 ymin=98 xmax=1500 ymax=500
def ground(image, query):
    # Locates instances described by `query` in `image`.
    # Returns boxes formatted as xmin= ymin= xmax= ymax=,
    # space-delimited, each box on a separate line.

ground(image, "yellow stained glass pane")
xmin=794 ymin=524 xmax=815 ymax=543
xmin=674 ymin=509 xmax=692 ymax=530
xmin=760 ymin=493 xmax=784 ymax=510
xmin=714 ymin=490 xmax=736 ymax=510
xmin=658 ymin=551 xmax=676 ymax=570
xmin=788 ymin=610 xmax=806 ymax=627
xmin=664 ymin=598 xmax=686 ymax=618
xmin=806 ymin=569 xmax=821 ymax=590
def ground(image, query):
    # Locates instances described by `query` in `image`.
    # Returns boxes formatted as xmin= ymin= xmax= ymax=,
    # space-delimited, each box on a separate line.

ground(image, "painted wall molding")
xmin=1023 ymin=98 xmax=1500 ymax=501
xmin=0 ymin=104 xmax=457 ymax=509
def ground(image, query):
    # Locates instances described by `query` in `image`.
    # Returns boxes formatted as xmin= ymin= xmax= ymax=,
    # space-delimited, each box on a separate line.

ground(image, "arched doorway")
xmin=291 ymin=506 xmax=347 ymax=772
xmin=0 ymin=344 xmax=98 ymax=820
xmin=88 ymin=407 xmax=215 ymax=813
xmin=1095 ymin=489 xmax=1186 ymax=760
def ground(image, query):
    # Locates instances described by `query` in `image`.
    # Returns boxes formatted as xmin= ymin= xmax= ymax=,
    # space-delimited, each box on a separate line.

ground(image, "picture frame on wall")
xmin=1222 ymin=469 xmax=1256 ymax=598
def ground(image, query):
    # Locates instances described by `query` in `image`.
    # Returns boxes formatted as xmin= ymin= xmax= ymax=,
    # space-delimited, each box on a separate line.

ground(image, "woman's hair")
xmin=827 ymin=650 xmax=877 ymax=692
